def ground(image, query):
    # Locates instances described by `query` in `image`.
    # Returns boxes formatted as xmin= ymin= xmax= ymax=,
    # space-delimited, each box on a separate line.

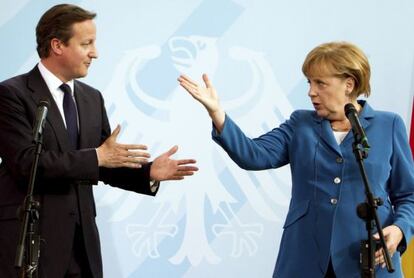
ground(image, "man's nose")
xmin=90 ymin=45 xmax=98 ymax=59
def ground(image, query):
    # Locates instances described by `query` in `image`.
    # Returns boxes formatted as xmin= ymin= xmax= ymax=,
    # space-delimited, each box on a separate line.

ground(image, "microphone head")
xmin=344 ymin=103 xmax=357 ymax=117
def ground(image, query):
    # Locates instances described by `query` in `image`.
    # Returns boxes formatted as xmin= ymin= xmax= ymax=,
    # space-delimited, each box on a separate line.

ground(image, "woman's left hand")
xmin=373 ymin=225 xmax=403 ymax=268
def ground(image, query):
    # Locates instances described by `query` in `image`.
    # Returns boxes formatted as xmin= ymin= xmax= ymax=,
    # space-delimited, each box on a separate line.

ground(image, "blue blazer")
xmin=212 ymin=101 xmax=414 ymax=278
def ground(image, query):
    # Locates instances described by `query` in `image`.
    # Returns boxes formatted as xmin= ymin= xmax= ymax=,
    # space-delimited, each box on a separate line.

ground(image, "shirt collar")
xmin=38 ymin=61 xmax=75 ymax=95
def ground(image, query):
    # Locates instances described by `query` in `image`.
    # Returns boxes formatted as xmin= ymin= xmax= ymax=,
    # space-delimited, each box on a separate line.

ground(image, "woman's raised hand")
xmin=178 ymin=73 xmax=225 ymax=132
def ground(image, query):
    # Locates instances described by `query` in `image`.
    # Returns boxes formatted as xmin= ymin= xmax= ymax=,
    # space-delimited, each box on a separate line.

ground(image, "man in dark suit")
xmin=0 ymin=4 xmax=198 ymax=278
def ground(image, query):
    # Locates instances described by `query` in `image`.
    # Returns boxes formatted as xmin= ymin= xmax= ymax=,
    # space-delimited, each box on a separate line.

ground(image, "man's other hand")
xmin=97 ymin=125 xmax=150 ymax=168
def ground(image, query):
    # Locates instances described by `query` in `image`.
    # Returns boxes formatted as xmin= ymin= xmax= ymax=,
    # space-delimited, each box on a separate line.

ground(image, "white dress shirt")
xmin=333 ymin=130 xmax=349 ymax=145
xmin=38 ymin=61 xmax=77 ymax=129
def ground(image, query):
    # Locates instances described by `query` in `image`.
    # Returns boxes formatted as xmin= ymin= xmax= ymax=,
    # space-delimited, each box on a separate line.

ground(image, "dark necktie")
xmin=60 ymin=83 xmax=79 ymax=149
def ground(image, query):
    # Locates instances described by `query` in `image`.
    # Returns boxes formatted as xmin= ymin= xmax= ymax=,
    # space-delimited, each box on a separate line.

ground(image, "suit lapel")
xmin=74 ymin=81 xmax=95 ymax=149
xmin=314 ymin=113 xmax=342 ymax=156
xmin=319 ymin=118 xmax=342 ymax=156
xmin=27 ymin=66 xmax=73 ymax=151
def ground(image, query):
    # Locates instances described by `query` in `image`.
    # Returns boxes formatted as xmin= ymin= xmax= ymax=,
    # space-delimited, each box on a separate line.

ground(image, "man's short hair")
xmin=36 ymin=4 xmax=96 ymax=58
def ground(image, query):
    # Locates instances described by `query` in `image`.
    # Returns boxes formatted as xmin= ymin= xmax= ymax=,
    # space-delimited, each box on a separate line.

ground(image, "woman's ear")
xmin=345 ymin=77 xmax=355 ymax=95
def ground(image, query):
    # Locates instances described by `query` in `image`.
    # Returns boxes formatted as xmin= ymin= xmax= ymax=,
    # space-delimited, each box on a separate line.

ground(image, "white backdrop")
xmin=1 ymin=1 xmax=413 ymax=277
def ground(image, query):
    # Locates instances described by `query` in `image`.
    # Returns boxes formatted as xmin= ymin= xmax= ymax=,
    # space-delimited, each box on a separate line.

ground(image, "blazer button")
xmin=330 ymin=198 xmax=338 ymax=205
xmin=336 ymin=157 xmax=343 ymax=163
xmin=334 ymin=177 xmax=341 ymax=184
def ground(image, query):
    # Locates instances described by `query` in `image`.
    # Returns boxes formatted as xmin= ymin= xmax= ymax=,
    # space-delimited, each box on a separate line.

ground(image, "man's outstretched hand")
xmin=150 ymin=145 xmax=198 ymax=181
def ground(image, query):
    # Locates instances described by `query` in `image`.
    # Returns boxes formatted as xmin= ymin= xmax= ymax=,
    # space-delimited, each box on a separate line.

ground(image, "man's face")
xmin=60 ymin=20 xmax=97 ymax=81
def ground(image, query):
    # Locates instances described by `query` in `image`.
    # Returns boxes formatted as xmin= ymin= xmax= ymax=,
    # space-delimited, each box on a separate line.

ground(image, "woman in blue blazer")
xmin=178 ymin=42 xmax=414 ymax=277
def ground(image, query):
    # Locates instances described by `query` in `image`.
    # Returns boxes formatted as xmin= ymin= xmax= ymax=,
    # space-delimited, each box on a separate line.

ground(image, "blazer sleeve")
xmin=388 ymin=114 xmax=414 ymax=253
xmin=211 ymin=111 xmax=298 ymax=170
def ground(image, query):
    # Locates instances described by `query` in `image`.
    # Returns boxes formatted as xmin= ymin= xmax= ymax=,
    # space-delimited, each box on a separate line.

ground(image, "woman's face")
xmin=307 ymin=74 xmax=354 ymax=121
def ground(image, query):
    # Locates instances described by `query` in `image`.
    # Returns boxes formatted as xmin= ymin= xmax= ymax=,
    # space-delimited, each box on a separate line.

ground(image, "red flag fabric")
xmin=402 ymin=100 xmax=414 ymax=278
xmin=411 ymin=100 xmax=414 ymax=154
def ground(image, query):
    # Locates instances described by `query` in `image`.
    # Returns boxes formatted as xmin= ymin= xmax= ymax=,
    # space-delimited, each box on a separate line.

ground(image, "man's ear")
xmin=50 ymin=38 xmax=64 ymax=56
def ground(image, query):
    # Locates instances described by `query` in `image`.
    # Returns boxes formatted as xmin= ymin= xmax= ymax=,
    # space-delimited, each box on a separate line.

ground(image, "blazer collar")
xmin=311 ymin=100 xmax=374 ymax=121
xmin=356 ymin=100 xmax=375 ymax=128
xmin=312 ymin=100 xmax=375 ymax=156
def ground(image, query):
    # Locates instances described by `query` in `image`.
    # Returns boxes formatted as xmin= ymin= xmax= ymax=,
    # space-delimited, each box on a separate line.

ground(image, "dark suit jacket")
xmin=0 ymin=66 xmax=157 ymax=278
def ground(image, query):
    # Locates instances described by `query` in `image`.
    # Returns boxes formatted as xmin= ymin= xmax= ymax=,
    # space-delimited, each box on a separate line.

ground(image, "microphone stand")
xmin=15 ymin=136 xmax=43 ymax=278
xmin=352 ymin=140 xmax=394 ymax=277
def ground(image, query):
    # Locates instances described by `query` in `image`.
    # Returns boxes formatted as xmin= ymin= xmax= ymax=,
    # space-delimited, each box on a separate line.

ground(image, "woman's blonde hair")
xmin=302 ymin=41 xmax=371 ymax=98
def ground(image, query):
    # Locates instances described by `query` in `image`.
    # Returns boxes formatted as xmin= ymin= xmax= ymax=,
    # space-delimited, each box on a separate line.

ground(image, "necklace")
xmin=331 ymin=127 xmax=350 ymax=132
xmin=330 ymin=122 xmax=351 ymax=132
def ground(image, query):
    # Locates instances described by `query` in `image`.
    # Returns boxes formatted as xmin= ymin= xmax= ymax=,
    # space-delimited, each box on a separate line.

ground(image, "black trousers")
xmin=65 ymin=224 xmax=92 ymax=278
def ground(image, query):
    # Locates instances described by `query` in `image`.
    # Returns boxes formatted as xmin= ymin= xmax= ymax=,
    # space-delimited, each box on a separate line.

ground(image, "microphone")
xmin=344 ymin=103 xmax=370 ymax=150
xmin=33 ymin=100 xmax=49 ymax=143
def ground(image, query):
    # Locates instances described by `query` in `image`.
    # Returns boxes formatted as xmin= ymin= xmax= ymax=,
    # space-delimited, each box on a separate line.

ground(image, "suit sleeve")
xmin=388 ymin=114 xmax=414 ymax=253
xmin=211 ymin=112 xmax=298 ymax=170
